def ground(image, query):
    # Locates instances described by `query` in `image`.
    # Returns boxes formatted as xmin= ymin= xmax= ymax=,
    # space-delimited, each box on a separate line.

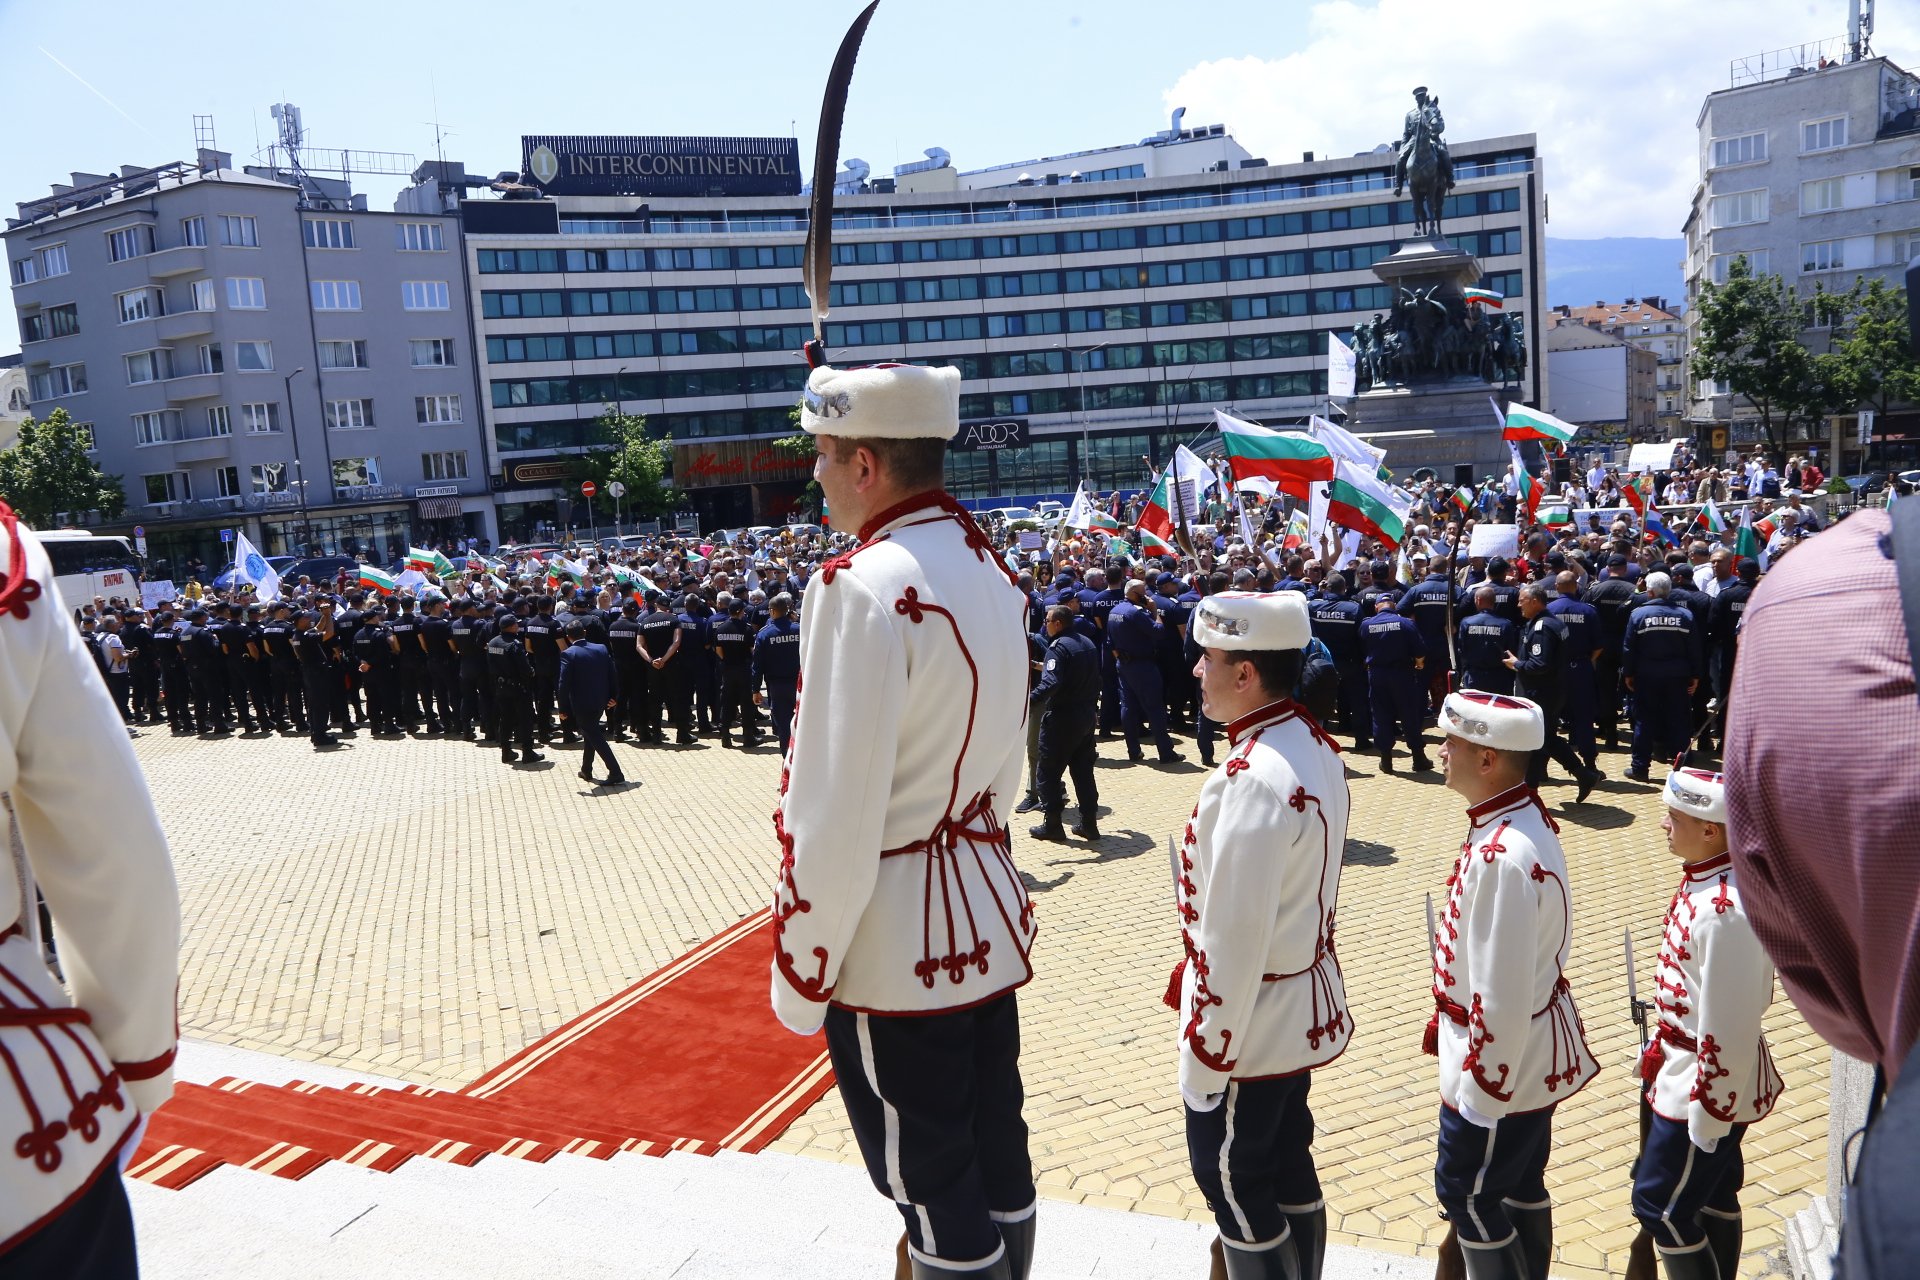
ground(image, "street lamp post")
xmin=1056 ymin=340 xmax=1113 ymax=488
xmin=281 ymin=367 xmax=313 ymax=555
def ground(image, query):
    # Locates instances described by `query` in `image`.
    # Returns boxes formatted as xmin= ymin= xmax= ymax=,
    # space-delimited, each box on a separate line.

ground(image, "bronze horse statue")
xmin=1400 ymin=122 xmax=1451 ymax=237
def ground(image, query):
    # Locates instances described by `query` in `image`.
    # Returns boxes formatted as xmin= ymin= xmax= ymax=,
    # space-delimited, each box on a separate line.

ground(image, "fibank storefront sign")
xmin=522 ymin=135 xmax=801 ymax=198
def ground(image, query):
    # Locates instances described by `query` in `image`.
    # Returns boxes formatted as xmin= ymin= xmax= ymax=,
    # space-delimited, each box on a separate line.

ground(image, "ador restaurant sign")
xmin=522 ymin=135 xmax=801 ymax=198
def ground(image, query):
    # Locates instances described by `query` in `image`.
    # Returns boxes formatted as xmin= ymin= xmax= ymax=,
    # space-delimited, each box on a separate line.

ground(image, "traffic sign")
xmin=133 ymin=525 xmax=145 ymax=538
xmin=581 ymin=480 xmax=598 ymax=498
xmin=219 ymin=528 xmax=234 ymax=543
xmin=606 ymin=481 xmax=627 ymax=498
xmin=135 ymin=536 xmax=148 ymax=558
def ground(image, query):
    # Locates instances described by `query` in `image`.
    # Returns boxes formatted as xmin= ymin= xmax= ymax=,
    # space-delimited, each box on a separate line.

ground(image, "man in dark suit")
xmin=557 ymin=619 xmax=625 ymax=787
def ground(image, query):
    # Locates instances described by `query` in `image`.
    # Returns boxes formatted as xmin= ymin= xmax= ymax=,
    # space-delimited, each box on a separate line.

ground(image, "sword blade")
xmin=1424 ymin=893 xmax=1436 ymax=953
xmin=802 ymin=0 xmax=882 ymax=360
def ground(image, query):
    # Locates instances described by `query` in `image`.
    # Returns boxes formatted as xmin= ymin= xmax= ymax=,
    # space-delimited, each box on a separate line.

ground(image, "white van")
xmin=37 ymin=530 xmax=141 ymax=609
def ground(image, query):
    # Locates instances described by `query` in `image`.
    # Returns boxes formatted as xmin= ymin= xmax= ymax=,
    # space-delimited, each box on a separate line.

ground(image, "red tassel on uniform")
xmin=1422 ymin=1012 xmax=1440 ymax=1057
xmin=1638 ymin=1040 xmax=1665 ymax=1084
xmin=1162 ymin=958 xmax=1187 ymax=1010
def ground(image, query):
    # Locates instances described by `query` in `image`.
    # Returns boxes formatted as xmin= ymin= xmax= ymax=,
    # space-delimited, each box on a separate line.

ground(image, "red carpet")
xmin=129 ymin=911 xmax=835 ymax=1189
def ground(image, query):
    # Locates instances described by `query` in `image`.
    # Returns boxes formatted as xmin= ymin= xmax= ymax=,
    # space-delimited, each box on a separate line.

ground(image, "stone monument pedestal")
xmin=1343 ymin=235 xmax=1531 ymax=483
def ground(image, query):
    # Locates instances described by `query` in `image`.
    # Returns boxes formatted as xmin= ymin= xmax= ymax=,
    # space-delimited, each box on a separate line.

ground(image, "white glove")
xmin=1689 ymin=1130 xmax=1719 ymax=1154
xmin=1182 ymin=1086 xmax=1224 ymax=1113
xmin=117 ymin=1115 xmax=150 ymax=1173
xmin=1459 ymin=1099 xmax=1500 ymax=1130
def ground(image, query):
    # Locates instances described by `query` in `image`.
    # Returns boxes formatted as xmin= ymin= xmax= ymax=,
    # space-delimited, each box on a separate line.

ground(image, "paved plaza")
xmin=137 ymin=719 xmax=1827 ymax=1278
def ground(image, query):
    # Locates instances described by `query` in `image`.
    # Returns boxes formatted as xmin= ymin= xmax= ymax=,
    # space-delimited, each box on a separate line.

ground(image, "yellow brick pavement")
xmin=137 ymin=721 xmax=1825 ymax=1278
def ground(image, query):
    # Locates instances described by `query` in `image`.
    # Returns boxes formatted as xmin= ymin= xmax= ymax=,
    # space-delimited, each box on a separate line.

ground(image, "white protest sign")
xmin=1467 ymin=524 xmax=1521 ymax=559
xmin=140 ymin=581 xmax=178 ymax=609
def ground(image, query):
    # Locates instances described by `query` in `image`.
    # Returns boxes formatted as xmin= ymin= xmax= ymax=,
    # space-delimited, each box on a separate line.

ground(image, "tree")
xmin=1691 ymin=257 xmax=1827 ymax=464
xmin=1832 ymin=276 xmax=1920 ymax=421
xmin=578 ymin=404 xmax=679 ymax=519
xmin=772 ymin=403 xmax=824 ymax=519
xmin=0 ymin=408 xmax=126 ymax=527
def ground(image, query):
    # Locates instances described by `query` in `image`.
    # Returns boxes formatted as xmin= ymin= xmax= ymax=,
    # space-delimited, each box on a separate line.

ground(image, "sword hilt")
xmin=803 ymin=339 xmax=827 ymax=370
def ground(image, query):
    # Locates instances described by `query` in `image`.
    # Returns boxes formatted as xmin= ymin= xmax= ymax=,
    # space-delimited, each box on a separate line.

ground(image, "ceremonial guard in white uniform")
xmin=1427 ymin=691 xmax=1598 ymax=1280
xmin=0 ymin=509 xmax=179 ymax=1277
xmin=1173 ymin=591 xmax=1352 ymax=1280
xmin=770 ymin=362 xmax=1037 ymax=1279
xmin=1629 ymin=768 xmax=1782 ymax=1280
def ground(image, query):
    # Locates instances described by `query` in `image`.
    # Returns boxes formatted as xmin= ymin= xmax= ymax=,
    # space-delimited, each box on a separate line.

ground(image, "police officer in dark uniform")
xmin=1473 ymin=557 xmax=1523 ymax=627
xmin=1028 ymin=604 xmax=1103 ymax=843
xmin=334 ymin=593 xmax=367 ymax=728
xmin=1355 ymin=559 xmax=1398 ymax=616
xmin=681 ymin=591 xmax=719 ymax=734
xmin=668 ymin=592 xmax=709 ymax=744
xmin=1153 ymin=572 xmax=1193 ymax=728
xmin=151 ymin=607 xmax=195 ymax=734
xmin=1707 ymin=558 xmax=1760 ymax=749
xmin=453 ymin=599 xmax=491 ymax=740
xmin=419 ymin=597 xmax=456 ymax=735
xmin=1507 ymin=582 xmax=1600 ymax=799
xmin=522 ymin=598 xmax=565 ymax=743
xmin=637 ymin=590 xmax=684 ymax=744
xmin=1621 ymin=572 xmax=1700 ymax=781
xmin=213 ymin=602 xmax=261 ymax=732
xmin=1398 ymin=556 xmax=1458 ymax=715
xmin=242 ymin=603 xmax=274 ymax=727
xmin=1583 ymin=552 xmax=1640 ymax=751
xmin=1108 ymin=579 xmax=1179 ymax=764
xmin=1547 ymin=570 xmax=1602 ymax=774
xmin=1455 ymin=585 xmax=1517 ymax=695
xmin=1076 ymin=569 xmax=1120 ymax=736
xmin=122 ymin=607 xmax=159 ymax=724
xmin=751 ymin=592 xmax=801 ymax=754
xmin=1358 ymin=595 xmax=1432 ymax=773
xmin=292 ymin=610 xmax=339 ymax=748
xmin=485 ymin=614 xmax=542 ymax=764
xmin=182 ymin=606 xmax=227 ymax=733
xmin=605 ymin=601 xmax=647 ymax=741
xmin=1179 ymin=571 xmax=1222 ymax=767
xmin=258 ymin=602 xmax=303 ymax=731
xmin=1667 ymin=565 xmax=1718 ymax=755
xmin=711 ymin=597 xmax=759 ymax=749
xmin=389 ymin=597 xmax=425 ymax=729
xmin=1310 ymin=572 xmax=1371 ymax=750
xmin=352 ymin=602 xmax=401 ymax=735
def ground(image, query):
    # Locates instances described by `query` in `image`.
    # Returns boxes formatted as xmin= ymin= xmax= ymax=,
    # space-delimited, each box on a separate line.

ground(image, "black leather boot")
xmin=1458 ymin=1236 xmax=1528 ymax=1280
xmin=1280 ymin=1207 xmax=1326 ymax=1280
xmin=1029 ymin=812 xmax=1068 ymax=842
xmin=1218 ymin=1235 xmax=1302 ymax=1279
xmin=1509 ymin=1204 xmax=1551 ymax=1279
xmin=997 ymin=1214 xmax=1035 ymax=1280
xmin=1655 ymin=1241 xmax=1722 ymax=1280
xmin=1700 ymin=1213 xmax=1741 ymax=1280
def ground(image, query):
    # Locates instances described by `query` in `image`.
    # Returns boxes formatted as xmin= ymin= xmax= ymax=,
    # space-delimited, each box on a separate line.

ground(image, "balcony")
xmin=172 ymin=434 xmax=231 ymax=463
xmin=145 ymin=245 xmax=207 ymax=279
xmin=162 ymin=373 xmax=222 ymax=403
xmin=155 ymin=310 xmax=214 ymax=341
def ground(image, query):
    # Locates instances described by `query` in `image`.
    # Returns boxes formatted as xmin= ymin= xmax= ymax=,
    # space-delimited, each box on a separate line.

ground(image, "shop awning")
xmin=416 ymin=497 xmax=463 ymax=520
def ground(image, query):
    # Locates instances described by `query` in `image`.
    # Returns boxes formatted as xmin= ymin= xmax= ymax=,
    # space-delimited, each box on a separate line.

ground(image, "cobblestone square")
xmin=142 ymin=721 xmax=1826 ymax=1278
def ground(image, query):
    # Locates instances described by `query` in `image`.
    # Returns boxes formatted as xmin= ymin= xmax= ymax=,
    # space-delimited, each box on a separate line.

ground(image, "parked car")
xmin=1841 ymin=472 xmax=1888 ymax=496
xmin=983 ymin=506 xmax=1037 ymax=525
xmin=1896 ymin=469 xmax=1920 ymax=493
xmin=280 ymin=556 xmax=360 ymax=587
xmin=785 ymin=523 xmax=824 ymax=539
xmin=1033 ymin=501 xmax=1066 ymax=522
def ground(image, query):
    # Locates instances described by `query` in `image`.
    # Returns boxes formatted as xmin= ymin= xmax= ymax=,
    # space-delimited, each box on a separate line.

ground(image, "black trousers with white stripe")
xmin=1433 ymin=1102 xmax=1555 ymax=1247
xmin=1184 ymin=1073 xmax=1323 ymax=1247
xmin=1630 ymin=1113 xmax=1747 ymax=1250
xmin=824 ymin=994 xmax=1036 ymax=1268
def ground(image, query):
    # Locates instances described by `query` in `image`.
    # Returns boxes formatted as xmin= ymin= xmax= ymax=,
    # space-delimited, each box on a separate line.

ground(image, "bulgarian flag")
xmin=1541 ymin=504 xmax=1572 ymax=529
xmin=1135 ymin=474 xmax=1180 ymax=556
xmin=1463 ymin=287 xmax=1504 ymax=309
xmin=1324 ymin=457 xmax=1411 ymax=549
xmin=1510 ymin=443 xmax=1542 ymax=522
xmin=1698 ymin=499 xmax=1729 ymax=536
xmin=1450 ymin=484 xmax=1476 ymax=517
xmin=406 ymin=546 xmax=455 ymax=576
xmin=358 ymin=565 xmax=397 ymax=596
xmin=1281 ymin=507 xmax=1311 ymax=553
xmin=1216 ymin=409 xmax=1333 ymax=501
xmin=1500 ymin=401 xmax=1580 ymax=448
xmin=1621 ymin=477 xmax=1648 ymax=519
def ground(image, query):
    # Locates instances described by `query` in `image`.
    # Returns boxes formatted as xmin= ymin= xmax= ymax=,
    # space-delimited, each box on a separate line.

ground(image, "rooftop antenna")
xmin=1849 ymin=0 xmax=1874 ymax=61
xmin=428 ymin=72 xmax=450 ymax=168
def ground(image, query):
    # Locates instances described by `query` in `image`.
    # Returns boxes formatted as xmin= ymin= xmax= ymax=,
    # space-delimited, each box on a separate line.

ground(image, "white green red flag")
xmin=1509 ymin=442 xmax=1542 ymax=522
xmin=406 ymin=546 xmax=455 ymax=576
xmin=1215 ymin=410 xmax=1333 ymax=501
xmin=1499 ymin=401 xmax=1580 ymax=447
xmin=1622 ymin=478 xmax=1648 ymax=519
xmin=1136 ymin=445 xmax=1217 ymax=556
xmin=1282 ymin=508 xmax=1311 ymax=553
xmin=1322 ymin=456 xmax=1411 ymax=549
xmin=1463 ymin=287 xmax=1504 ymax=309
xmin=358 ymin=565 xmax=397 ymax=596
xmin=1698 ymin=499 xmax=1728 ymax=535
xmin=1541 ymin=505 xmax=1572 ymax=528
xmin=1451 ymin=485 xmax=1476 ymax=517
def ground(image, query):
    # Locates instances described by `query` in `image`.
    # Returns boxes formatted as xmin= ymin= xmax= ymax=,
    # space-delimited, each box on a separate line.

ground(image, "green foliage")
xmin=1829 ymin=276 xmax=1920 ymax=416
xmin=0 ymin=408 xmax=126 ymax=527
xmin=1690 ymin=258 xmax=1830 ymax=464
xmin=580 ymin=404 xmax=679 ymax=518
xmin=774 ymin=417 xmax=824 ymax=517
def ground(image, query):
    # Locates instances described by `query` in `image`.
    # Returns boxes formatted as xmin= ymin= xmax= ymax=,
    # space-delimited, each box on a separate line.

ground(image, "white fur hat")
xmin=1664 ymin=766 xmax=1727 ymax=825
xmin=1440 ymin=690 xmax=1545 ymax=751
xmin=1191 ymin=590 xmax=1310 ymax=651
xmin=800 ymin=362 xmax=960 ymax=440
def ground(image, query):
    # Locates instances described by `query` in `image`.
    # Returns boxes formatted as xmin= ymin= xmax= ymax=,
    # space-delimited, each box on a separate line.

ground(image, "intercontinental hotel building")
xmin=461 ymin=121 xmax=1544 ymax=536
xmin=7 ymin=117 xmax=1544 ymax=555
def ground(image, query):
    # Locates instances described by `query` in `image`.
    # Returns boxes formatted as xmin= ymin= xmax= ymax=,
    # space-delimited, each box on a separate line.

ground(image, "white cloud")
xmin=1163 ymin=0 xmax=1913 ymax=239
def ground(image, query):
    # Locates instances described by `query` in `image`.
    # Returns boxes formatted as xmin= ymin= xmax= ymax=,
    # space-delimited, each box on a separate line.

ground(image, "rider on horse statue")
xmin=1394 ymin=86 xmax=1454 ymax=196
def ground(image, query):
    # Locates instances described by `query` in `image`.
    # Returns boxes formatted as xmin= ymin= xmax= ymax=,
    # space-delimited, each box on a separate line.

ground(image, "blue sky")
xmin=4 ymin=0 xmax=1910 ymax=356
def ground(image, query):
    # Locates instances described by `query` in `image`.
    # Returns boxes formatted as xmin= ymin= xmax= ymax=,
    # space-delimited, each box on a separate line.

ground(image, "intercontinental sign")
xmin=521 ymin=135 xmax=802 ymax=198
